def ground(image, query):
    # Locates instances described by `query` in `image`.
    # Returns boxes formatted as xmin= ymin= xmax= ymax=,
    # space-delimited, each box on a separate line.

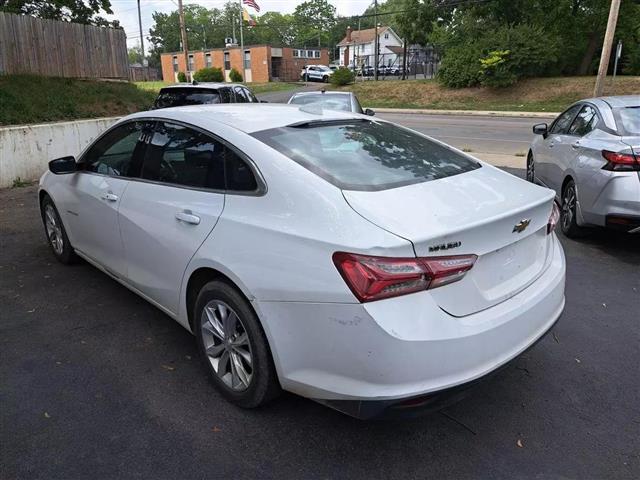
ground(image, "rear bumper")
xmin=254 ymin=235 xmax=565 ymax=416
xmin=582 ymin=173 xmax=640 ymax=228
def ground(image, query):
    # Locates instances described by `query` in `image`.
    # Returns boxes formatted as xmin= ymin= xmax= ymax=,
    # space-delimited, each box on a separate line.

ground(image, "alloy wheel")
xmin=44 ymin=204 xmax=64 ymax=255
xmin=201 ymin=300 xmax=253 ymax=391
xmin=562 ymin=185 xmax=576 ymax=231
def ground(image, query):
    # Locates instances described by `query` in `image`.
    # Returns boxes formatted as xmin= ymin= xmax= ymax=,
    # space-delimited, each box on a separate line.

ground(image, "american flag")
xmin=242 ymin=0 xmax=260 ymax=12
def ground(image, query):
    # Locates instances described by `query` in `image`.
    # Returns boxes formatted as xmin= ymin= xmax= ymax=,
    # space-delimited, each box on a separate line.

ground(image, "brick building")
xmin=161 ymin=45 xmax=330 ymax=83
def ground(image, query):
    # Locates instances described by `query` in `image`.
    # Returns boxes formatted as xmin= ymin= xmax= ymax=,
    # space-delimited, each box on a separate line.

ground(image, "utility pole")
xmin=593 ymin=0 xmax=621 ymax=97
xmin=178 ymin=0 xmax=189 ymax=79
xmin=374 ymin=0 xmax=379 ymax=81
xmin=238 ymin=0 xmax=245 ymax=76
xmin=136 ymin=0 xmax=145 ymax=65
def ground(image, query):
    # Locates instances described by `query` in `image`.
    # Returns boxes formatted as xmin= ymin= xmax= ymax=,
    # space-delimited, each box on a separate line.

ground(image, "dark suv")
xmin=152 ymin=82 xmax=259 ymax=109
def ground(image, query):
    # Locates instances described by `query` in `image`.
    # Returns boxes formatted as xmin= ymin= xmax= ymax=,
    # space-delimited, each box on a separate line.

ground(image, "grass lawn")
xmin=1 ymin=75 xmax=156 ymax=126
xmin=335 ymin=76 xmax=640 ymax=112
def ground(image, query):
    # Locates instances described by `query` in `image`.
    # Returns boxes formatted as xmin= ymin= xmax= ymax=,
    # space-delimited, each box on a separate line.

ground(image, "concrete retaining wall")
xmin=0 ymin=117 xmax=120 ymax=188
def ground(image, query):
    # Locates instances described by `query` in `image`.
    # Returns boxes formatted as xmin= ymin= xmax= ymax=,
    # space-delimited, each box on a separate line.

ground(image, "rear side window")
xmin=618 ymin=107 xmax=640 ymax=135
xmin=550 ymin=105 xmax=581 ymax=134
xmin=141 ymin=122 xmax=225 ymax=190
xmin=225 ymin=149 xmax=258 ymax=191
xmin=154 ymin=88 xmax=221 ymax=109
xmin=252 ymin=121 xmax=480 ymax=191
xmin=83 ymin=122 xmax=146 ymax=177
xmin=568 ymin=105 xmax=599 ymax=136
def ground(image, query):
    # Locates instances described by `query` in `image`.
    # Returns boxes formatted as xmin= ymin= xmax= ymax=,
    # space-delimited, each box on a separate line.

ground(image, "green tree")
xmin=128 ymin=45 xmax=143 ymax=65
xmin=293 ymin=0 xmax=337 ymax=47
xmin=0 ymin=0 xmax=118 ymax=27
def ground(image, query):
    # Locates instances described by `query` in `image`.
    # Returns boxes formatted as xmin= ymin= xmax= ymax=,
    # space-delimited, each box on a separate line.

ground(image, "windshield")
xmin=252 ymin=121 xmax=480 ymax=191
xmin=289 ymin=94 xmax=353 ymax=112
xmin=618 ymin=107 xmax=640 ymax=135
xmin=154 ymin=88 xmax=221 ymax=109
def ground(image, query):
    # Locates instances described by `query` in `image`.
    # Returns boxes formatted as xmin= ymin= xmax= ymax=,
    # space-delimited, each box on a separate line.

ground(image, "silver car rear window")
xmin=252 ymin=120 xmax=480 ymax=191
xmin=289 ymin=94 xmax=352 ymax=112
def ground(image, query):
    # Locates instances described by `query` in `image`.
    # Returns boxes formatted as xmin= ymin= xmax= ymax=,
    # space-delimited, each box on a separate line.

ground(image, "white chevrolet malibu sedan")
xmin=39 ymin=105 xmax=566 ymax=418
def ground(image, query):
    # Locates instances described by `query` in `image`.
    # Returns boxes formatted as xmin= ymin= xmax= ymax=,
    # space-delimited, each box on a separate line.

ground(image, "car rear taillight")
xmin=547 ymin=202 xmax=560 ymax=234
xmin=602 ymin=150 xmax=640 ymax=171
xmin=332 ymin=252 xmax=477 ymax=302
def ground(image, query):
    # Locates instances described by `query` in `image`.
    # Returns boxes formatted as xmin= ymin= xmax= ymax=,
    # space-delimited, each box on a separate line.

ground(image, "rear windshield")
xmin=154 ymin=88 xmax=221 ymax=109
xmin=618 ymin=107 xmax=640 ymax=135
xmin=252 ymin=120 xmax=480 ymax=191
xmin=289 ymin=94 xmax=354 ymax=112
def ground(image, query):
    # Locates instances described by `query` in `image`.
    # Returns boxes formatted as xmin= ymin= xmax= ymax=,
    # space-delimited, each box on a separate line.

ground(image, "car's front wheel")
xmin=40 ymin=194 xmax=78 ymax=264
xmin=560 ymin=179 xmax=585 ymax=238
xmin=195 ymin=280 xmax=280 ymax=408
xmin=526 ymin=151 xmax=535 ymax=183
xmin=323 ymin=75 xmax=329 ymax=83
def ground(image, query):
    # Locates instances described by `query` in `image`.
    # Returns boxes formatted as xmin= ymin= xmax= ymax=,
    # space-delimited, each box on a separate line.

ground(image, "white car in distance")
xmin=39 ymin=104 xmax=565 ymax=418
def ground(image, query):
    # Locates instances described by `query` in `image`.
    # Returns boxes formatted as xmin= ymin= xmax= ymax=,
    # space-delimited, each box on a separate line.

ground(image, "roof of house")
xmin=337 ymin=26 xmax=392 ymax=47
xmin=386 ymin=45 xmax=404 ymax=55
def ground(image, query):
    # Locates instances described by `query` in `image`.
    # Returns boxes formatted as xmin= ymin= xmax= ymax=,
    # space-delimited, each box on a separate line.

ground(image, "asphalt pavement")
xmin=1 ymin=169 xmax=638 ymax=479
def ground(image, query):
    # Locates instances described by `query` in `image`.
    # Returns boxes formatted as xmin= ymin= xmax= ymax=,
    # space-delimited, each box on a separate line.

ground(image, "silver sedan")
xmin=528 ymin=96 xmax=640 ymax=237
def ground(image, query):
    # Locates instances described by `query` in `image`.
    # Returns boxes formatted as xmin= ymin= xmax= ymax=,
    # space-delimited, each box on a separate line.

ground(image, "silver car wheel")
xmin=562 ymin=185 xmax=576 ymax=231
xmin=201 ymin=300 xmax=253 ymax=392
xmin=44 ymin=205 xmax=64 ymax=255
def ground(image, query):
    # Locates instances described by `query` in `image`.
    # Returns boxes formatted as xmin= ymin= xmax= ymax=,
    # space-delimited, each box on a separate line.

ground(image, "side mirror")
xmin=49 ymin=156 xmax=78 ymax=175
xmin=533 ymin=123 xmax=548 ymax=137
xmin=364 ymin=108 xmax=375 ymax=116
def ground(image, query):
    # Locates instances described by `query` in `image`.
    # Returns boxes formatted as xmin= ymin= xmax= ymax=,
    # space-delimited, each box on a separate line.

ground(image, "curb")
xmin=373 ymin=108 xmax=558 ymax=118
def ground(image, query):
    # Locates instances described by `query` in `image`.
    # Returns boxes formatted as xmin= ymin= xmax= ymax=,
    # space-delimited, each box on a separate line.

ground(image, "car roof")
xmin=577 ymin=95 xmax=640 ymax=109
xmin=159 ymin=83 xmax=243 ymax=90
xmin=124 ymin=104 xmax=367 ymax=134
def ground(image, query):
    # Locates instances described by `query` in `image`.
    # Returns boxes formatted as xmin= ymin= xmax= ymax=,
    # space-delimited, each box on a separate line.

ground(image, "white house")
xmin=337 ymin=26 xmax=404 ymax=68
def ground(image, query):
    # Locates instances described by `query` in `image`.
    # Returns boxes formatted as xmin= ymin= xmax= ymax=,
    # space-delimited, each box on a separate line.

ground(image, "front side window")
xmin=252 ymin=120 xmax=480 ymax=191
xmin=568 ymin=105 xmax=599 ymax=136
xmin=83 ymin=122 xmax=146 ymax=177
xmin=141 ymin=122 xmax=225 ymax=190
xmin=550 ymin=105 xmax=581 ymax=135
xmin=153 ymin=88 xmax=221 ymax=109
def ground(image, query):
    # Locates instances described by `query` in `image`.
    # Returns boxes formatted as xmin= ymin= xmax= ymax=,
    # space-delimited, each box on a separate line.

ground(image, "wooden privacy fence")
xmin=0 ymin=12 xmax=128 ymax=79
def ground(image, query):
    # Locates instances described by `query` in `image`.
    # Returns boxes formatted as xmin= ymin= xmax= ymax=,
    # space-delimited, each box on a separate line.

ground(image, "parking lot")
xmin=1 ymin=119 xmax=639 ymax=478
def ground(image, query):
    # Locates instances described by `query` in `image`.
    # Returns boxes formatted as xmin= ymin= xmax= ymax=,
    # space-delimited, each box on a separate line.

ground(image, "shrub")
xmin=330 ymin=67 xmax=355 ymax=86
xmin=194 ymin=67 xmax=223 ymax=82
xmin=229 ymin=68 xmax=243 ymax=82
xmin=479 ymin=50 xmax=518 ymax=88
xmin=177 ymin=71 xmax=187 ymax=83
xmin=437 ymin=45 xmax=483 ymax=88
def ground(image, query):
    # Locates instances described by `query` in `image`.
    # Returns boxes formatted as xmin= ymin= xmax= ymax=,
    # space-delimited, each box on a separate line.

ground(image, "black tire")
xmin=40 ymin=194 xmax=78 ymax=264
xmin=302 ymin=74 xmax=308 ymax=82
xmin=323 ymin=75 xmax=329 ymax=83
xmin=560 ymin=179 xmax=586 ymax=238
xmin=526 ymin=151 xmax=535 ymax=183
xmin=195 ymin=280 xmax=280 ymax=408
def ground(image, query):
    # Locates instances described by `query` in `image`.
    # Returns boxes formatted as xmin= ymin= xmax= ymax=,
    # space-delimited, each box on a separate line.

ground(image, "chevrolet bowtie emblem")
xmin=512 ymin=219 xmax=531 ymax=233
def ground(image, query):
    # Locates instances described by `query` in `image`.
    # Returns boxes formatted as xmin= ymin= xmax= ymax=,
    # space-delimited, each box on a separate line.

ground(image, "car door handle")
xmin=175 ymin=211 xmax=200 ymax=225
xmin=101 ymin=193 xmax=118 ymax=202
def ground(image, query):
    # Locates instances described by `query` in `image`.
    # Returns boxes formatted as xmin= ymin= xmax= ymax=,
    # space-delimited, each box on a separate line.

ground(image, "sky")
xmin=106 ymin=0 xmax=376 ymax=49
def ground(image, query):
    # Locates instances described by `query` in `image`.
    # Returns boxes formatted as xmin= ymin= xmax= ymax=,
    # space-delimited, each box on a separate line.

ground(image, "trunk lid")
xmin=343 ymin=165 xmax=556 ymax=316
